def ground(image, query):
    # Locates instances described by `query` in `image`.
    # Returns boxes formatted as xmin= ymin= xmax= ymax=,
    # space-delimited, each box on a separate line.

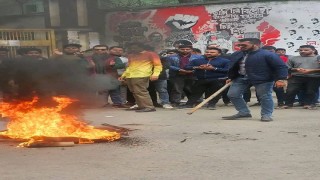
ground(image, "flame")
xmin=0 ymin=97 xmax=120 ymax=147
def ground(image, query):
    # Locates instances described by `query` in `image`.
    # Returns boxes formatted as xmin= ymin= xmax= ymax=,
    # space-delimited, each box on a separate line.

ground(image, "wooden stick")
xmin=25 ymin=141 xmax=75 ymax=148
xmin=187 ymin=82 xmax=232 ymax=115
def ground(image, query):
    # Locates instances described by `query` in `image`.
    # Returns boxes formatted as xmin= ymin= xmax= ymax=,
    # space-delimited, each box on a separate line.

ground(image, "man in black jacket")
xmin=223 ymin=38 xmax=288 ymax=122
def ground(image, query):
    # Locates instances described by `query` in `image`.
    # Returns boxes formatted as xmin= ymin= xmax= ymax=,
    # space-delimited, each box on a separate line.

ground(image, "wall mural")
xmin=105 ymin=1 xmax=320 ymax=55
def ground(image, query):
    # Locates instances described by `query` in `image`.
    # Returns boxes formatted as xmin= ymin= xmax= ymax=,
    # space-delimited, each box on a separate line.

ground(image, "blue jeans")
xmin=227 ymin=77 xmax=274 ymax=118
xmin=105 ymin=86 xmax=123 ymax=105
xmin=153 ymin=80 xmax=170 ymax=104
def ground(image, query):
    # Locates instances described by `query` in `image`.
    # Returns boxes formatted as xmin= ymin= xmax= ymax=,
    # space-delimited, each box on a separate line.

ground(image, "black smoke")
xmin=0 ymin=57 xmax=119 ymax=108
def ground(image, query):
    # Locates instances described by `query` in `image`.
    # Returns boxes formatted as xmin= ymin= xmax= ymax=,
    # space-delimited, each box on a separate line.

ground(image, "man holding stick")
xmin=223 ymin=38 xmax=288 ymax=122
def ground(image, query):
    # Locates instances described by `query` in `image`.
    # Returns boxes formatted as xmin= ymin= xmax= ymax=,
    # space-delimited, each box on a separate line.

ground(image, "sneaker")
xmin=135 ymin=108 xmax=156 ymax=112
xmin=222 ymin=113 xmax=252 ymax=120
xmin=125 ymin=104 xmax=140 ymax=111
xmin=261 ymin=116 xmax=273 ymax=122
xmin=163 ymin=104 xmax=174 ymax=109
xmin=129 ymin=104 xmax=138 ymax=109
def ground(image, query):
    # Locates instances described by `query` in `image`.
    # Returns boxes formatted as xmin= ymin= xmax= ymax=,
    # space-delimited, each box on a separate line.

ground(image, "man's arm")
xmin=266 ymin=53 xmax=288 ymax=80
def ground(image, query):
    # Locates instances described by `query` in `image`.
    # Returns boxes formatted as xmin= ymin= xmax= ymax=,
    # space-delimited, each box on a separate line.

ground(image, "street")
xmin=0 ymin=100 xmax=320 ymax=180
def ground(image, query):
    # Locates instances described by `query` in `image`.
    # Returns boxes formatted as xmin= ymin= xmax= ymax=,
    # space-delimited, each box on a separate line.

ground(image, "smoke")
xmin=0 ymin=57 xmax=119 ymax=106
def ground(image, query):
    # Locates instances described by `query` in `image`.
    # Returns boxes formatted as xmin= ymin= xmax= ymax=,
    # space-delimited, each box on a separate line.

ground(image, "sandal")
xmin=303 ymin=105 xmax=317 ymax=110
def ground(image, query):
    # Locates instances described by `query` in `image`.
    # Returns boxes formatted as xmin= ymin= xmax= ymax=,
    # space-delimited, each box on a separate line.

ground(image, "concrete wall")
xmin=104 ymin=0 xmax=320 ymax=54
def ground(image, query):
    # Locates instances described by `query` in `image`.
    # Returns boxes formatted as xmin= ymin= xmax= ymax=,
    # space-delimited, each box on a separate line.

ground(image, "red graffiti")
xmin=256 ymin=21 xmax=280 ymax=45
xmin=109 ymin=11 xmax=152 ymax=31
xmin=151 ymin=6 xmax=211 ymax=36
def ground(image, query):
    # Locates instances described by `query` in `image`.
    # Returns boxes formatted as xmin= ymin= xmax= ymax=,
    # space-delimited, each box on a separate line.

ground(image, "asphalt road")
xmin=0 ymin=100 xmax=320 ymax=180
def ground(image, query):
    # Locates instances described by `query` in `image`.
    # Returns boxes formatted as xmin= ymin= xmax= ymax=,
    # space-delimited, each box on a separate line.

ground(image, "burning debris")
xmin=0 ymin=96 xmax=121 ymax=148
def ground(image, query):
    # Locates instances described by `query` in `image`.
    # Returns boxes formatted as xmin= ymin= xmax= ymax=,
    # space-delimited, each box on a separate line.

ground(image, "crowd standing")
xmin=0 ymin=37 xmax=319 ymax=122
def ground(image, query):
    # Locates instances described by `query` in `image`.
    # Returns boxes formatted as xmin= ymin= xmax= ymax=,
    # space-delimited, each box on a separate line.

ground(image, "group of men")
xmin=117 ymin=38 xmax=319 ymax=122
xmin=0 ymin=37 xmax=319 ymax=122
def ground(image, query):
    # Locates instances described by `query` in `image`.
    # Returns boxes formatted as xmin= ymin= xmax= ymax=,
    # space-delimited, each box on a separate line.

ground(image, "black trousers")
xmin=169 ymin=76 xmax=195 ymax=104
xmin=285 ymin=76 xmax=320 ymax=106
xmin=186 ymin=78 xmax=225 ymax=106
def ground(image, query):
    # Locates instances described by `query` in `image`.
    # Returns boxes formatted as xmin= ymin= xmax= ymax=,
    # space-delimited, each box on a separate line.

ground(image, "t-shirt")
xmin=287 ymin=55 xmax=320 ymax=78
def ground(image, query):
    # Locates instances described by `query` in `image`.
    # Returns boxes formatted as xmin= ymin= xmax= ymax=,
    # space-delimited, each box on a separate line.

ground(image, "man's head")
xmin=173 ymin=40 xmax=192 ymax=49
xmin=63 ymin=44 xmax=82 ymax=55
xmin=275 ymin=48 xmax=287 ymax=56
xmin=0 ymin=47 xmax=9 ymax=59
xmin=192 ymin=48 xmax=202 ymax=55
xmin=166 ymin=49 xmax=178 ymax=56
xmin=126 ymin=42 xmax=146 ymax=54
xmin=204 ymin=47 xmax=221 ymax=58
xmin=237 ymin=38 xmax=261 ymax=52
xmin=24 ymin=48 xmax=42 ymax=58
xmin=298 ymin=45 xmax=316 ymax=57
xmin=261 ymin=46 xmax=276 ymax=53
xmin=109 ymin=46 xmax=124 ymax=56
xmin=178 ymin=45 xmax=193 ymax=56
xmin=92 ymin=45 xmax=109 ymax=55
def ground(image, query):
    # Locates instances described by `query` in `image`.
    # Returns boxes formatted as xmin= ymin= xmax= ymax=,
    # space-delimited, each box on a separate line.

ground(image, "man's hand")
xmin=150 ymin=76 xmax=159 ymax=81
xmin=109 ymin=60 xmax=115 ymax=66
xmin=274 ymin=80 xmax=287 ymax=88
xmin=118 ymin=77 xmax=125 ymax=81
xmin=295 ymin=68 xmax=320 ymax=74
xmin=226 ymin=79 xmax=232 ymax=84
xmin=53 ymin=49 xmax=63 ymax=55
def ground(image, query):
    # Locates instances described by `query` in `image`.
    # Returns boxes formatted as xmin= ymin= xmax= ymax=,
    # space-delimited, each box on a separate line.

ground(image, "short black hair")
xmin=178 ymin=44 xmax=193 ymax=49
xmin=173 ymin=40 xmax=193 ymax=47
xmin=206 ymin=47 xmax=222 ymax=54
xmin=276 ymin=48 xmax=286 ymax=52
xmin=238 ymin=38 xmax=261 ymax=45
xmin=299 ymin=45 xmax=316 ymax=50
xmin=63 ymin=43 xmax=82 ymax=49
xmin=192 ymin=48 xmax=202 ymax=54
xmin=166 ymin=49 xmax=178 ymax=54
xmin=262 ymin=46 xmax=276 ymax=51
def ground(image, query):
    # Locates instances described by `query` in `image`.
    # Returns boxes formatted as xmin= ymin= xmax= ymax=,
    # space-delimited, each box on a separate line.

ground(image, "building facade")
xmin=103 ymin=0 xmax=320 ymax=54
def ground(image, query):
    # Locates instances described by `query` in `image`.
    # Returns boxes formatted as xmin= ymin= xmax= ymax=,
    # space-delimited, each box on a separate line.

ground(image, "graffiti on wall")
xmin=105 ymin=1 xmax=320 ymax=54
xmin=211 ymin=6 xmax=271 ymax=35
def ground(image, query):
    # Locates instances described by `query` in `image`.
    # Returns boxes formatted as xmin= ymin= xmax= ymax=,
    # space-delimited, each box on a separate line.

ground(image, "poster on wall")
xmin=105 ymin=1 xmax=320 ymax=55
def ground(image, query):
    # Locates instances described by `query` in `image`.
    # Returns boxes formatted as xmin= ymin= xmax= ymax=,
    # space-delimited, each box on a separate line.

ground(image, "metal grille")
xmin=97 ymin=0 xmax=180 ymax=9
xmin=0 ymin=29 xmax=56 ymax=58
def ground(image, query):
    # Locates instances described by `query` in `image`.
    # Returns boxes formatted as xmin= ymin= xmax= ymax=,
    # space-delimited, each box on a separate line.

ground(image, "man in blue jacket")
xmin=180 ymin=47 xmax=229 ymax=109
xmin=223 ymin=38 xmax=288 ymax=122
xmin=167 ymin=45 xmax=202 ymax=106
